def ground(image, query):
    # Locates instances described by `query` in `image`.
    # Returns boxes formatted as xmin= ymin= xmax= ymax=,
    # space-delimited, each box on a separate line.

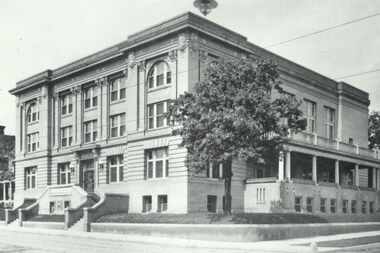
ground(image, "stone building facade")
xmin=9 ymin=12 xmax=380 ymax=215
xmin=0 ymin=126 xmax=15 ymax=207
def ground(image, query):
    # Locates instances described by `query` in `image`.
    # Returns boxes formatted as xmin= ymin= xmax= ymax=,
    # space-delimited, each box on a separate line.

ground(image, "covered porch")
xmin=244 ymin=146 xmax=380 ymax=214
xmin=0 ymin=180 xmax=15 ymax=208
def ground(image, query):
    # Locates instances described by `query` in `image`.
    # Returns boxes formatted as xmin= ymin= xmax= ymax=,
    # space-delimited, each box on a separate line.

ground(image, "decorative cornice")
xmin=168 ymin=50 xmax=178 ymax=62
xmin=127 ymin=52 xmax=137 ymax=69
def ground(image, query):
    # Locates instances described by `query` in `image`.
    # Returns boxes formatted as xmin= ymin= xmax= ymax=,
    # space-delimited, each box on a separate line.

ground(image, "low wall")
xmin=91 ymin=222 xmax=380 ymax=242
xmin=84 ymin=194 xmax=129 ymax=232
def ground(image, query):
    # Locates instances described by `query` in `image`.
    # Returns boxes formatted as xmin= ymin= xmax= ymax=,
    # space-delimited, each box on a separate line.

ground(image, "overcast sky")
xmin=1 ymin=0 xmax=379 ymax=135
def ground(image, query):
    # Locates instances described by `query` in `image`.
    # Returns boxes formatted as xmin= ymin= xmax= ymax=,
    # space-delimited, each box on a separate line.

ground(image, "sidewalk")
xmin=1 ymin=224 xmax=380 ymax=252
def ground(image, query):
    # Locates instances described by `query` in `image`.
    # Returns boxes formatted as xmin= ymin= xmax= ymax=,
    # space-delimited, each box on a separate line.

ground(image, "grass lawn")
xmin=96 ymin=212 xmax=329 ymax=224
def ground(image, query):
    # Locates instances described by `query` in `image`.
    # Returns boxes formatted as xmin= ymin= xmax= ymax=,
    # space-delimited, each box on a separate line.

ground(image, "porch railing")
xmin=290 ymin=132 xmax=380 ymax=160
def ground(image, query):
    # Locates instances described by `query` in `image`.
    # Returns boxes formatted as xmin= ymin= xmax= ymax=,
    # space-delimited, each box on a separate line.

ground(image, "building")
xmin=9 ymin=12 xmax=380 ymax=216
xmin=0 ymin=126 xmax=15 ymax=208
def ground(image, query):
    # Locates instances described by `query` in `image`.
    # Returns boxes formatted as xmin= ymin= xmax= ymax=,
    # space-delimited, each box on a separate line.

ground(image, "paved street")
xmin=0 ymin=226 xmax=380 ymax=253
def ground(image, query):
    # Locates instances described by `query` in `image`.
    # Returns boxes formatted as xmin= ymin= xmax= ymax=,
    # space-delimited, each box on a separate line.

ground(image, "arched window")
xmin=27 ymin=102 xmax=39 ymax=124
xmin=147 ymin=61 xmax=172 ymax=89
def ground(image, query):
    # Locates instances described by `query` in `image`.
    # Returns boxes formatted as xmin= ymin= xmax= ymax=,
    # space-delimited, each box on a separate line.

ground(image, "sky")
xmin=1 ymin=0 xmax=379 ymax=135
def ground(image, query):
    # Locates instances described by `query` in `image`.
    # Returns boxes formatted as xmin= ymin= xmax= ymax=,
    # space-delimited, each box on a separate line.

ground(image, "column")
xmin=3 ymin=183 xmax=6 ymax=201
xmin=312 ymin=156 xmax=317 ymax=182
xmin=77 ymin=89 xmax=83 ymax=144
xmin=101 ymin=78 xmax=109 ymax=140
xmin=355 ymin=164 xmax=360 ymax=187
xmin=335 ymin=160 xmax=340 ymax=184
xmin=377 ymin=168 xmax=380 ymax=191
xmin=96 ymin=79 xmax=103 ymax=139
xmin=22 ymin=103 xmax=27 ymax=155
xmin=53 ymin=94 xmax=60 ymax=149
xmin=278 ymin=151 xmax=284 ymax=181
xmin=72 ymin=88 xmax=78 ymax=144
xmin=0 ymin=183 xmax=3 ymax=202
xmin=372 ymin=168 xmax=377 ymax=189
xmin=285 ymin=151 xmax=291 ymax=180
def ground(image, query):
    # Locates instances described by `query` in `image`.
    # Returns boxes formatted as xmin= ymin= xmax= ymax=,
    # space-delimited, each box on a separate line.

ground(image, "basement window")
xmin=351 ymin=200 xmax=357 ymax=214
xmin=342 ymin=200 xmax=348 ymax=214
xmin=294 ymin=196 xmax=302 ymax=213
xmin=306 ymin=197 xmax=313 ymax=213
xmin=320 ymin=198 xmax=326 ymax=213
xmin=330 ymin=199 xmax=336 ymax=213
xmin=207 ymin=195 xmax=217 ymax=213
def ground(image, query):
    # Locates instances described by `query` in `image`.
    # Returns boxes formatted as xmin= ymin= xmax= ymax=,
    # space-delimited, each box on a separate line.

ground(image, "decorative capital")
xmin=199 ymin=50 xmax=208 ymax=62
xmin=168 ymin=50 xmax=178 ymax=62
xmin=137 ymin=60 xmax=146 ymax=71
xmin=70 ymin=86 xmax=81 ymax=94
xmin=178 ymin=33 xmax=199 ymax=52
xmin=127 ymin=52 xmax=137 ymax=69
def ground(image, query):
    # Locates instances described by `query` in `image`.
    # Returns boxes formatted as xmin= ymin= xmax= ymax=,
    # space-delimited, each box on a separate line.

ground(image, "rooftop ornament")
xmin=194 ymin=0 xmax=218 ymax=16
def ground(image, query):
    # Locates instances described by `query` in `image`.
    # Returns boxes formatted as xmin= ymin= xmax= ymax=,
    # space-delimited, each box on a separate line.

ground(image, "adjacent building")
xmin=9 ymin=12 xmax=380 ymax=216
xmin=0 ymin=126 xmax=15 ymax=208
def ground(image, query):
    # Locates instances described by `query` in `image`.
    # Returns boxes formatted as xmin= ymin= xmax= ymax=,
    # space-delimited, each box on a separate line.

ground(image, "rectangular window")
xmin=320 ymin=198 xmax=326 ymax=213
xmin=362 ymin=201 xmax=367 ymax=214
xmin=61 ymin=94 xmax=73 ymax=116
xmin=25 ymin=167 xmax=37 ymax=190
xmin=110 ymin=78 xmax=126 ymax=102
xmin=84 ymin=120 xmax=97 ymax=143
xmin=142 ymin=195 xmax=152 ymax=213
xmin=110 ymin=113 xmax=126 ymax=138
xmin=351 ymin=200 xmax=357 ymax=214
xmin=330 ymin=199 xmax=336 ymax=213
xmin=306 ymin=197 xmax=313 ymax=213
xmin=342 ymin=200 xmax=348 ymax=214
xmin=325 ymin=107 xmax=335 ymax=140
xmin=305 ymin=100 xmax=316 ymax=133
xmin=27 ymin=132 xmax=40 ymax=152
xmin=369 ymin=202 xmax=374 ymax=214
xmin=107 ymin=155 xmax=124 ymax=183
xmin=27 ymin=103 xmax=39 ymax=124
xmin=145 ymin=148 xmax=169 ymax=179
xmin=84 ymin=86 xmax=98 ymax=109
xmin=207 ymin=195 xmax=217 ymax=213
xmin=207 ymin=163 xmax=223 ymax=179
xmin=157 ymin=195 xmax=168 ymax=212
xmin=147 ymin=101 xmax=168 ymax=129
xmin=295 ymin=196 xmax=302 ymax=212
xmin=61 ymin=126 xmax=73 ymax=147
xmin=58 ymin=163 xmax=71 ymax=185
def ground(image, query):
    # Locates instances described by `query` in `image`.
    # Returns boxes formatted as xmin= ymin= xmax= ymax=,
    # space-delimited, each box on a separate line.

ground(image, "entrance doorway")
xmin=80 ymin=160 xmax=95 ymax=193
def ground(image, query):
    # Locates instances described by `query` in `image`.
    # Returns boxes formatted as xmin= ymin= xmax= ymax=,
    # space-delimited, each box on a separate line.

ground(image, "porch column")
xmin=335 ymin=160 xmax=340 ymax=184
xmin=372 ymin=168 xmax=377 ymax=189
xmin=285 ymin=151 xmax=291 ymax=180
xmin=278 ymin=151 xmax=285 ymax=181
xmin=377 ymin=168 xmax=380 ymax=191
xmin=312 ymin=156 xmax=317 ymax=182
xmin=355 ymin=164 xmax=360 ymax=187
xmin=3 ymin=183 xmax=6 ymax=200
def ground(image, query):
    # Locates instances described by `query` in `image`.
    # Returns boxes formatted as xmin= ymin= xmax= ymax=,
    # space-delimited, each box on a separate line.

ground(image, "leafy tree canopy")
xmin=168 ymin=58 xmax=306 ymax=172
xmin=369 ymin=111 xmax=380 ymax=149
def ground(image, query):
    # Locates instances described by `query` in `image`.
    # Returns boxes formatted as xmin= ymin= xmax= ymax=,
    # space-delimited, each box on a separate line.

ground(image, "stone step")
xmin=22 ymin=221 xmax=65 ymax=230
xmin=69 ymin=218 xmax=84 ymax=231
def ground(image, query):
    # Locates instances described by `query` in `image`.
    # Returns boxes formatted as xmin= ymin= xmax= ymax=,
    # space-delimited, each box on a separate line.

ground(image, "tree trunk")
xmin=224 ymin=158 xmax=233 ymax=215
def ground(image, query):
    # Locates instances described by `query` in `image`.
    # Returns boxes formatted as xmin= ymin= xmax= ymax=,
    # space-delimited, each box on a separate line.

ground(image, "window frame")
xmin=107 ymin=155 xmax=124 ymax=184
xmin=330 ymin=199 xmax=336 ymax=213
xmin=110 ymin=77 xmax=126 ymax=102
xmin=157 ymin=195 xmax=168 ymax=213
xmin=25 ymin=167 xmax=37 ymax=190
xmin=351 ymin=200 xmax=357 ymax=214
xmin=84 ymin=86 xmax=98 ymax=109
xmin=295 ymin=196 xmax=302 ymax=213
xmin=142 ymin=195 xmax=152 ymax=213
xmin=320 ymin=198 xmax=326 ymax=213
xmin=110 ymin=113 xmax=126 ymax=138
xmin=58 ymin=163 xmax=71 ymax=185
xmin=304 ymin=99 xmax=317 ymax=133
xmin=207 ymin=162 xmax=224 ymax=179
xmin=306 ymin=197 xmax=313 ymax=213
xmin=60 ymin=126 xmax=73 ymax=148
xmin=61 ymin=94 xmax=73 ymax=116
xmin=324 ymin=106 xmax=335 ymax=140
xmin=147 ymin=61 xmax=172 ymax=89
xmin=342 ymin=199 xmax=348 ymax=214
xmin=147 ymin=101 xmax=168 ymax=129
xmin=83 ymin=120 xmax=98 ymax=143
xmin=27 ymin=102 xmax=39 ymax=124
xmin=145 ymin=148 xmax=169 ymax=179
xmin=27 ymin=132 xmax=40 ymax=153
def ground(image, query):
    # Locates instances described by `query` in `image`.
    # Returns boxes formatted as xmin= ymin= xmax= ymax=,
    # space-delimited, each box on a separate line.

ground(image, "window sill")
xmin=84 ymin=107 xmax=98 ymax=112
xmin=147 ymin=126 xmax=170 ymax=132
xmin=110 ymin=99 xmax=126 ymax=106
xmin=146 ymin=177 xmax=168 ymax=181
xmin=148 ymin=84 xmax=171 ymax=93
xmin=61 ymin=113 xmax=73 ymax=119
xmin=27 ymin=121 xmax=39 ymax=127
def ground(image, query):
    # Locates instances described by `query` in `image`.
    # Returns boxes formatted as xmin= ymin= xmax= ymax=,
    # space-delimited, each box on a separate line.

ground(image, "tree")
xmin=369 ymin=111 xmax=380 ymax=149
xmin=168 ymin=59 xmax=305 ymax=214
